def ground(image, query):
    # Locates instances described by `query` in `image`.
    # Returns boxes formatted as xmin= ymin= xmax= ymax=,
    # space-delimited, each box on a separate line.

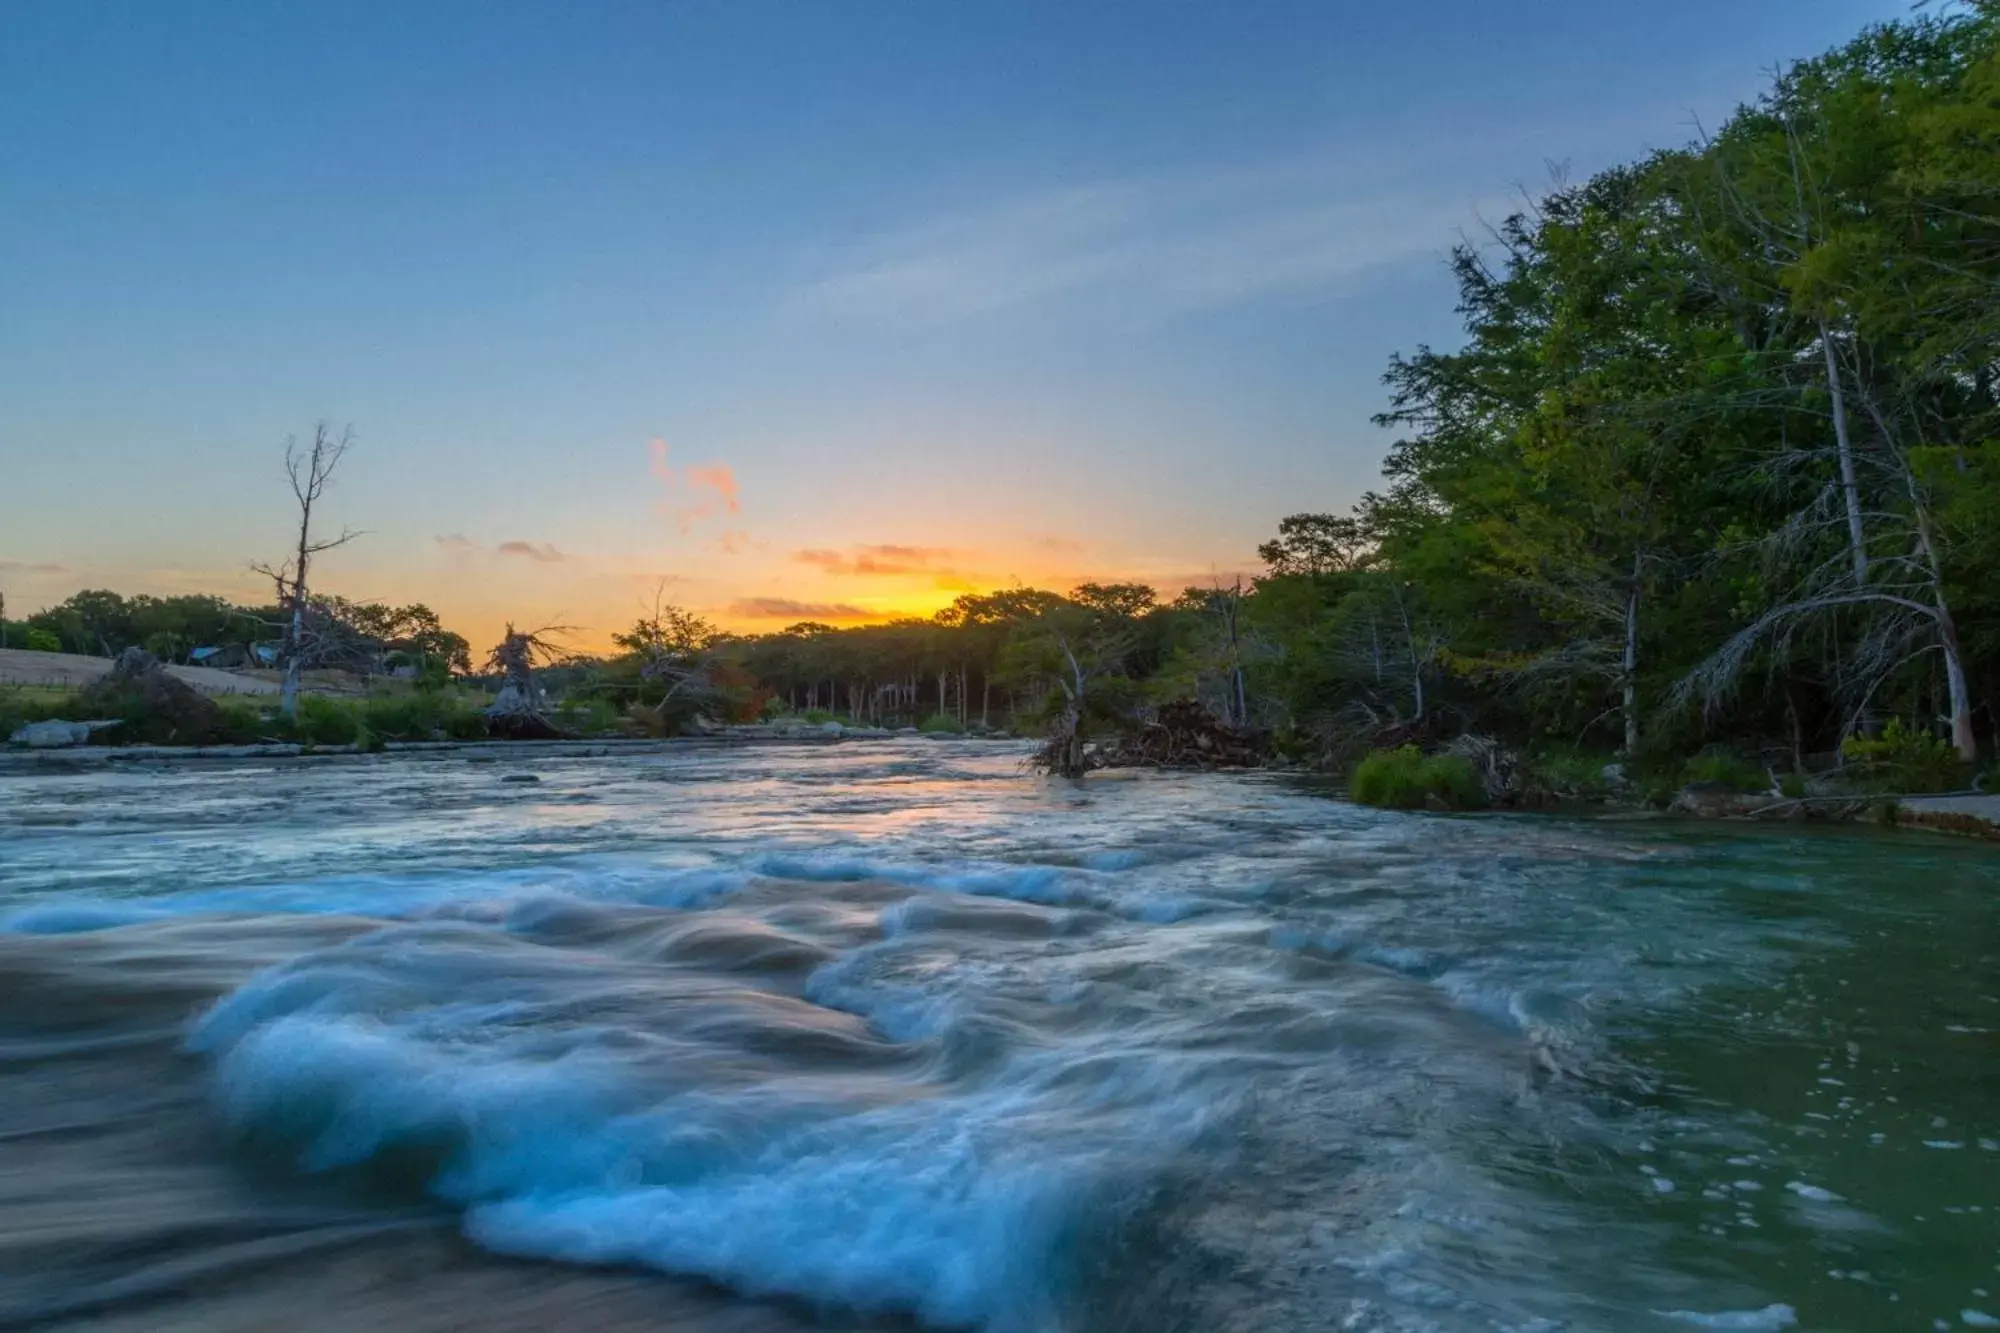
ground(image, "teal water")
xmin=0 ymin=742 xmax=1993 ymax=1331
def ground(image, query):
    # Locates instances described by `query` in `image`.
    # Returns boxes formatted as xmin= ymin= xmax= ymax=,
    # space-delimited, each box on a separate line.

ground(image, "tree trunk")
xmin=1820 ymin=321 xmax=1870 ymax=589
xmin=981 ymin=676 xmax=991 ymax=728
xmin=1393 ymin=585 xmax=1424 ymax=722
xmin=1622 ymin=566 xmax=1641 ymax=757
xmin=280 ymin=590 xmax=305 ymax=720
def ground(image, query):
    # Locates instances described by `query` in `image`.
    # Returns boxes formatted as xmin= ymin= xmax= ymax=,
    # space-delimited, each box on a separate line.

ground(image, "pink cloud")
xmin=649 ymin=439 xmax=742 ymax=533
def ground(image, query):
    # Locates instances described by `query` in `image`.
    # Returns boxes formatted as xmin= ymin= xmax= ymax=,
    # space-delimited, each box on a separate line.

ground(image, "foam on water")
xmin=183 ymin=909 xmax=1226 ymax=1331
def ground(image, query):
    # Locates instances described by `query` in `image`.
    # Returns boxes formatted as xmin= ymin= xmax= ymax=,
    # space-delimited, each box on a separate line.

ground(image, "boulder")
xmin=820 ymin=721 xmax=845 ymax=738
xmin=10 ymin=719 xmax=104 ymax=749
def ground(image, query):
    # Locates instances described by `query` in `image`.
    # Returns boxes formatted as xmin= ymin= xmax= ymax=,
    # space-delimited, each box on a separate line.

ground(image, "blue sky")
xmin=0 ymin=0 xmax=1905 ymax=646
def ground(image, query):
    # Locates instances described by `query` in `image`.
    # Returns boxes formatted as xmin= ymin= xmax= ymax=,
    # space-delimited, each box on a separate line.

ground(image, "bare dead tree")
xmin=251 ymin=423 xmax=358 ymax=718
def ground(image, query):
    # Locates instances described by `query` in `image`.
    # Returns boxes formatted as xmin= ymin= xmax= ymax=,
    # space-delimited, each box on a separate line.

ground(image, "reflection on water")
xmin=0 ymin=740 xmax=1994 ymax=1331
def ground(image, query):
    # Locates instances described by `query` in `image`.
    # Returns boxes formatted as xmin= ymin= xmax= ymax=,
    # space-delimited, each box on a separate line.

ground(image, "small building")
xmin=188 ymin=642 xmax=282 ymax=669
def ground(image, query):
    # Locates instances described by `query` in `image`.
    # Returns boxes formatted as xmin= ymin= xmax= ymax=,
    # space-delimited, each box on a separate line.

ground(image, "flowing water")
xmin=0 ymin=741 xmax=1995 ymax=1333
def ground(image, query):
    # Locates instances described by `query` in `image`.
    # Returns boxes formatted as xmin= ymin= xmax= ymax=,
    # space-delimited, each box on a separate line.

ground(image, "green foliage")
xmin=918 ymin=713 xmax=963 ymax=734
xmin=215 ymin=698 xmax=274 ymax=742
xmin=293 ymin=695 xmax=362 ymax=747
xmin=1350 ymin=746 xmax=1488 ymax=811
xmin=1778 ymin=770 xmax=1810 ymax=800
xmin=552 ymin=696 xmax=620 ymax=736
xmin=361 ymin=692 xmax=489 ymax=741
xmin=1524 ymin=749 xmax=1615 ymax=800
xmin=1841 ymin=718 xmax=1969 ymax=793
xmin=0 ymin=688 xmax=76 ymax=738
xmin=22 ymin=628 xmax=61 ymax=653
xmin=1684 ymin=751 xmax=1770 ymax=793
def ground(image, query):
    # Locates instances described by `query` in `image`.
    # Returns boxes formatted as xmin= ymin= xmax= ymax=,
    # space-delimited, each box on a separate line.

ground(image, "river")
xmin=0 ymin=740 xmax=1994 ymax=1332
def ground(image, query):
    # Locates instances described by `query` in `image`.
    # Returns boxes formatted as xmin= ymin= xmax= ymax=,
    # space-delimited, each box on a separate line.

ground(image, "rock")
xmin=11 ymin=720 xmax=100 ymax=749
xmin=820 ymin=721 xmax=845 ymax=737
xmin=1599 ymin=762 xmax=1629 ymax=789
xmin=500 ymin=773 xmax=541 ymax=784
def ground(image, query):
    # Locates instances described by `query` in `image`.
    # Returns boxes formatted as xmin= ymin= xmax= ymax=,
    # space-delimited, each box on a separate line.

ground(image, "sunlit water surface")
xmin=0 ymin=740 xmax=1994 ymax=1332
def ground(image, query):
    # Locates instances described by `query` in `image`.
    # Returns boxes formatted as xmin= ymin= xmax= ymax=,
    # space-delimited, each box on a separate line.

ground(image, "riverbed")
xmin=0 ymin=741 xmax=1994 ymax=1331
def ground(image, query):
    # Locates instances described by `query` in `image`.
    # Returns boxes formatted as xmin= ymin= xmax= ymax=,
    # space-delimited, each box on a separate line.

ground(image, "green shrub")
xmin=1525 ymin=749 xmax=1614 ymax=799
xmin=1350 ymin=746 xmax=1487 ymax=811
xmin=23 ymin=628 xmax=61 ymax=653
xmin=918 ymin=713 xmax=963 ymax=734
xmin=1842 ymin=718 xmax=1967 ymax=794
xmin=210 ymin=698 xmax=272 ymax=743
xmin=361 ymin=692 xmax=489 ymax=741
xmin=1640 ymin=777 xmax=1680 ymax=809
xmin=553 ymin=696 xmax=620 ymax=736
xmin=801 ymin=709 xmax=836 ymax=725
xmin=1684 ymin=750 xmax=1768 ymax=793
xmin=1778 ymin=770 xmax=1809 ymax=799
xmin=294 ymin=695 xmax=362 ymax=747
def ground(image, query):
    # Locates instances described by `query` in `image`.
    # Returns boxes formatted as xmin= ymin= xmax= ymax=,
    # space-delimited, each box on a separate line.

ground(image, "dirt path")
xmin=0 ymin=649 xmax=279 ymax=696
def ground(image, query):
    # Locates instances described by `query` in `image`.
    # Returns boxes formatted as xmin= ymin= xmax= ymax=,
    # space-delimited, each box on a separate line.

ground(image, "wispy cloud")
xmin=497 ymin=541 xmax=565 ymax=563
xmin=1035 ymin=536 xmax=1087 ymax=555
xmin=727 ymin=597 xmax=873 ymax=621
xmin=0 ymin=559 xmax=69 ymax=574
xmin=433 ymin=534 xmax=479 ymax=553
xmin=713 ymin=530 xmax=757 ymax=556
xmin=792 ymin=544 xmax=958 ymax=576
xmin=650 ymin=439 xmax=742 ymax=533
xmin=795 ymin=158 xmax=1480 ymax=324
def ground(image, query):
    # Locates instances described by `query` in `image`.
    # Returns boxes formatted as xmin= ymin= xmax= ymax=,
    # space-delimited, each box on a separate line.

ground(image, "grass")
xmin=1350 ymin=746 xmax=1487 ymax=811
xmin=0 ymin=686 xmax=78 ymax=739
xmin=918 ymin=713 xmax=963 ymax=734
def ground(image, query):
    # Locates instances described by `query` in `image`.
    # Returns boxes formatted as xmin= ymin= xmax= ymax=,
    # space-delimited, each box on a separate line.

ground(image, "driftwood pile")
xmin=1099 ymin=700 xmax=1270 ymax=770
